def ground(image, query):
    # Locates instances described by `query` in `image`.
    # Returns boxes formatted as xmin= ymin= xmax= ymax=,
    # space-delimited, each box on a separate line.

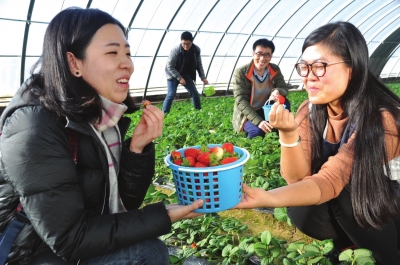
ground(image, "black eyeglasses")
xmin=294 ymin=61 xmax=349 ymax=77
xmin=253 ymin=52 xmax=272 ymax=59
xmin=181 ymin=41 xmax=192 ymax=47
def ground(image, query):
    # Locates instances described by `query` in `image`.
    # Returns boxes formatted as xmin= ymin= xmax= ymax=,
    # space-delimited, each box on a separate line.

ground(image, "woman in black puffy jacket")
xmin=0 ymin=7 xmax=203 ymax=265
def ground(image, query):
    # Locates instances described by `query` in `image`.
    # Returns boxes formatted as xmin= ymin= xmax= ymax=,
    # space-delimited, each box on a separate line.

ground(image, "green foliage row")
xmin=163 ymin=215 xmax=374 ymax=265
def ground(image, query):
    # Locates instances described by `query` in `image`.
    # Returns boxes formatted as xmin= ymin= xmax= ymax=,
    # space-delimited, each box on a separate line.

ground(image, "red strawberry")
xmin=221 ymin=157 xmax=238 ymax=165
xmin=221 ymin=143 xmax=234 ymax=154
xmin=171 ymin=150 xmax=182 ymax=161
xmin=197 ymin=152 xmax=211 ymax=166
xmin=174 ymin=159 xmax=183 ymax=165
xmin=182 ymin=157 xmax=195 ymax=167
xmin=191 ymin=242 xmax=197 ymax=249
xmin=209 ymin=146 xmax=224 ymax=160
xmin=195 ymin=161 xmax=207 ymax=167
xmin=184 ymin=148 xmax=198 ymax=159
xmin=277 ymin=95 xmax=285 ymax=104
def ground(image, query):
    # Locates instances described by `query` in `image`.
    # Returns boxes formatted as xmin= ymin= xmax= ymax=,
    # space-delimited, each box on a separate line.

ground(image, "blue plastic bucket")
xmin=164 ymin=145 xmax=250 ymax=213
xmin=262 ymin=104 xmax=286 ymax=121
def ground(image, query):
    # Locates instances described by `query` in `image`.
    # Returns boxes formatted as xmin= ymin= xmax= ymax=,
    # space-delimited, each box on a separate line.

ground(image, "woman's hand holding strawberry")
xmin=130 ymin=104 xmax=164 ymax=153
xmin=268 ymin=103 xmax=297 ymax=133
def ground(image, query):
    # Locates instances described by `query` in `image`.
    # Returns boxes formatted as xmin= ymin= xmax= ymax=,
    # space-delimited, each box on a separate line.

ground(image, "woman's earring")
xmin=75 ymin=71 xmax=80 ymax=76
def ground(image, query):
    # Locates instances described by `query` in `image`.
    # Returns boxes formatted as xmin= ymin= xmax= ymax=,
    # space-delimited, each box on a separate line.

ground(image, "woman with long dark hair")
xmin=0 ymin=7 xmax=202 ymax=264
xmin=236 ymin=21 xmax=400 ymax=264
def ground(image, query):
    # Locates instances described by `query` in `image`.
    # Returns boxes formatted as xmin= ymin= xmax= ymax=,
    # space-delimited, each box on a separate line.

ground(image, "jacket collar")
xmin=65 ymin=116 xmax=131 ymax=138
xmin=245 ymin=61 xmax=278 ymax=82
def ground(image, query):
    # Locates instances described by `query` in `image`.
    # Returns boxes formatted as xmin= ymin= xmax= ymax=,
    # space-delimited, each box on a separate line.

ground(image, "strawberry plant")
xmin=221 ymin=237 xmax=255 ymax=265
xmin=339 ymin=249 xmax=375 ymax=265
xmin=274 ymin=207 xmax=292 ymax=227
xmin=284 ymin=239 xmax=334 ymax=265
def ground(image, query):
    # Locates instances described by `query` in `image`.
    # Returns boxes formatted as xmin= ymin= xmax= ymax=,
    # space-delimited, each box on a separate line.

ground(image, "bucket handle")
xmin=264 ymin=99 xmax=273 ymax=106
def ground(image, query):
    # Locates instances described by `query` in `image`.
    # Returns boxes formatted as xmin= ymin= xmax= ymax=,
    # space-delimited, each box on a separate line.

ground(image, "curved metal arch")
xmin=86 ymin=0 xmax=93 ymax=8
xmin=387 ymin=48 xmax=400 ymax=78
xmin=351 ymin=0 xmax=391 ymax=28
xmin=262 ymin=0 xmax=308 ymax=88
xmin=367 ymin=12 xmax=400 ymax=44
xmin=193 ymin=1 xmax=219 ymax=39
xmin=278 ymin=0 xmax=334 ymax=65
xmin=204 ymin=0 xmax=251 ymax=80
xmin=20 ymin=0 xmax=35 ymax=86
xmin=361 ymin=5 xmax=399 ymax=39
xmin=125 ymin=0 xmax=144 ymax=34
xmin=369 ymin=25 xmax=400 ymax=75
xmin=283 ymin=0 xmax=352 ymax=85
xmin=270 ymin=1 xmax=308 ymax=42
xmin=285 ymin=0 xmax=389 ymax=86
xmin=227 ymin=0 xmax=279 ymax=91
xmin=143 ymin=0 xmax=186 ymax=99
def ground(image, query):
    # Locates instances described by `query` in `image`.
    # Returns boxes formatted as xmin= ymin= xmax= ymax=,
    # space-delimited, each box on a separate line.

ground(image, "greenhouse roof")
xmin=0 ymin=0 xmax=399 ymax=100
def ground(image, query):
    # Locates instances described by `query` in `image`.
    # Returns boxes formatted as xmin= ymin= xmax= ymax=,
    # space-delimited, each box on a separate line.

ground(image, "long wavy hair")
xmin=23 ymin=7 xmax=138 ymax=123
xmin=302 ymin=21 xmax=400 ymax=229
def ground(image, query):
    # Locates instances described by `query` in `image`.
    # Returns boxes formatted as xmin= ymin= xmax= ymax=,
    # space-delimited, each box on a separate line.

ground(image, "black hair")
xmin=252 ymin=38 xmax=275 ymax=54
xmin=181 ymin=31 xmax=193 ymax=42
xmin=303 ymin=21 xmax=400 ymax=229
xmin=24 ymin=7 xmax=138 ymax=123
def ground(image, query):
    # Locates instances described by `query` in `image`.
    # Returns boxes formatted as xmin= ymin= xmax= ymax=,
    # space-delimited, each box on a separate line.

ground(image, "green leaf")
xmin=274 ymin=207 xmax=288 ymax=222
xmin=254 ymin=247 xmax=270 ymax=257
xmin=320 ymin=240 xmax=334 ymax=254
xmin=221 ymin=258 xmax=230 ymax=265
xmin=354 ymin=248 xmax=372 ymax=257
xmin=254 ymin=242 xmax=267 ymax=250
xmin=355 ymin=256 xmax=375 ymax=265
xmin=294 ymin=251 xmax=320 ymax=261
xmin=209 ymin=239 xmax=218 ymax=245
xmin=270 ymin=246 xmax=281 ymax=258
xmin=287 ymin=242 xmax=305 ymax=252
xmin=177 ymin=233 xmax=187 ymax=239
xmin=260 ymin=231 xmax=272 ymax=245
xmin=230 ymin=246 xmax=240 ymax=256
xmin=283 ymin=258 xmax=295 ymax=265
xmin=221 ymin=244 xmax=233 ymax=257
xmin=262 ymin=182 xmax=270 ymax=190
xmin=304 ymin=245 xmax=319 ymax=253
xmin=168 ymin=255 xmax=182 ymax=264
xmin=261 ymin=256 xmax=274 ymax=265
xmin=339 ymin=249 xmax=353 ymax=261
xmin=246 ymin=243 xmax=255 ymax=254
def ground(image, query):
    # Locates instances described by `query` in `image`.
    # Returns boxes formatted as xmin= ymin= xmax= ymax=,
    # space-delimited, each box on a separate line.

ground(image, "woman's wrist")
xmin=129 ymin=142 xmax=144 ymax=153
xmin=279 ymin=136 xmax=301 ymax=148
xmin=278 ymin=131 xmax=299 ymax=144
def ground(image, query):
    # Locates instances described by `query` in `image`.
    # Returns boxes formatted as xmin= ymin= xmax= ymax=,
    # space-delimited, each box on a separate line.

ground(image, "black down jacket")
xmin=0 ymin=87 xmax=171 ymax=264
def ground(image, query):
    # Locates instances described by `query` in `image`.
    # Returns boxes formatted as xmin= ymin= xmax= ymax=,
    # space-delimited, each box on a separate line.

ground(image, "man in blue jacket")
xmin=163 ymin=31 xmax=209 ymax=113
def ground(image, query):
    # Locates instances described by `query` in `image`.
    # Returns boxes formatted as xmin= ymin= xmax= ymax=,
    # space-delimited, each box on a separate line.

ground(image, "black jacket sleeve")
xmin=119 ymin=140 xmax=155 ymax=210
